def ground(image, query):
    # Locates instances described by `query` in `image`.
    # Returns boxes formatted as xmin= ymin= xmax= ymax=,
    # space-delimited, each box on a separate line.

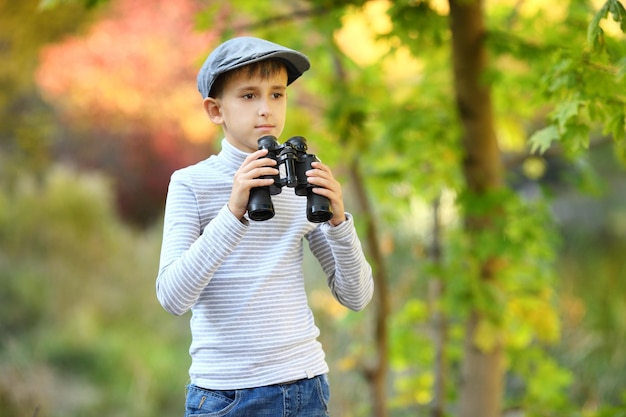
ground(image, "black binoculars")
xmin=247 ymin=135 xmax=333 ymax=223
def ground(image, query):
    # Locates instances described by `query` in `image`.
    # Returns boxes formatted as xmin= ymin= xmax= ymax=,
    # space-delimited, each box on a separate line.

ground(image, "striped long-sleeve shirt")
xmin=156 ymin=139 xmax=374 ymax=390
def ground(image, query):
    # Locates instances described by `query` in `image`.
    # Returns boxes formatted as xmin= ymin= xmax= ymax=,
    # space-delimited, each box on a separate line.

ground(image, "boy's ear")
xmin=203 ymin=97 xmax=223 ymax=124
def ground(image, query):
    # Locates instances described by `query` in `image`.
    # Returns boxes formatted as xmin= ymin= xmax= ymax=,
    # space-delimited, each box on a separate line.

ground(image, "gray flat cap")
xmin=197 ymin=36 xmax=311 ymax=98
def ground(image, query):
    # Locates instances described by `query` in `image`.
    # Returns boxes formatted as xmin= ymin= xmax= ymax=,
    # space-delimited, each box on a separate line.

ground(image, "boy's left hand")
xmin=306 ymin=161 xmax=347 ymax=226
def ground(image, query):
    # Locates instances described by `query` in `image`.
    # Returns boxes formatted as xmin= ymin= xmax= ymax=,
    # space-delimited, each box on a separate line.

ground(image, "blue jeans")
xmin=184 ymin=374 xmax=331 ymax=417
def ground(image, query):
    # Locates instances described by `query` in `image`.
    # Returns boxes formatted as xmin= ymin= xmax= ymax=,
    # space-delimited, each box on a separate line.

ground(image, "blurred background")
xmin=1 ymin=0 xmax=625 ymax=416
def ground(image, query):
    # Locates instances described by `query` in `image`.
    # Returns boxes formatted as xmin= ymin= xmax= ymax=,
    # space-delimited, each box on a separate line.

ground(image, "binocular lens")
xmin=248 ymin=187 xmax=275 ymax=221
xmin=307 ymin=192 xmax=333 ymax=223
xmin=249 ymin=205 xmax=275 ymax=221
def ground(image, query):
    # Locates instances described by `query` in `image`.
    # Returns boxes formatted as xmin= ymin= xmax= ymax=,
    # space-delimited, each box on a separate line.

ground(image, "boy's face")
xmin=204 ymin=66 xmax=288 ymax=153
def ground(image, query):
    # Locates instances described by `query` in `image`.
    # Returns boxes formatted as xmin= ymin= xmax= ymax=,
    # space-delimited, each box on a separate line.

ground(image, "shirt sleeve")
xmin=155 ymin=171 xmax=249 ymax=316
xmin=306 ymin=213 xmax=374 ymax=311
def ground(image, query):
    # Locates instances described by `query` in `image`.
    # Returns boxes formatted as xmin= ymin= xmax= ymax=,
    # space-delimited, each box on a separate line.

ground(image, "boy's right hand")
xmin=228 ymin=149 xmax=278 ymax=220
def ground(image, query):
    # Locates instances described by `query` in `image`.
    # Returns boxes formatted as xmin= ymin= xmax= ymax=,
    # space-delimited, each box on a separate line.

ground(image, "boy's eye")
xmin=243 ymin=93 xmax=255 ymax=99
xmin=272 ymin=93 xmax=283 ymax=99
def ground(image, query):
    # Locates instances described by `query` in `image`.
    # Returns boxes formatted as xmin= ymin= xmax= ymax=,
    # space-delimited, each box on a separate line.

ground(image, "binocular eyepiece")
xmin=247 ymin=135 xmax=333 ymax=223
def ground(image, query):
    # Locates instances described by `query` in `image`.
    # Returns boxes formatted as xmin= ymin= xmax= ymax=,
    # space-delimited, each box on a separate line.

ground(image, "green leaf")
xmin=588 ymin=2 xmax=609 ymax=50
xmin=605 ymin=110 xmax=626 ymax=142
xmin=608 ymin=0 xmax=626 ymax=32
xmin=562 ymin=122 xmax=591 ymax=154
xmin=38 ymin=0 xmax=107 ymax=10
xmin=588 ymin=1 xmax=626 ymax=50
xmin=529 ymin=125 xmax=560 ymax=154
xmin=554 ymin=97 xmax=585 ymax=131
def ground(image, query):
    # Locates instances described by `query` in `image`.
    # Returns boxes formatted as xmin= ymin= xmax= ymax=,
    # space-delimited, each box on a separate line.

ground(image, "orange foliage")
xmin=37 ymin=0 xmax=217 ymax=143
xmin=36 ymin=0 xmax=224 ymax=225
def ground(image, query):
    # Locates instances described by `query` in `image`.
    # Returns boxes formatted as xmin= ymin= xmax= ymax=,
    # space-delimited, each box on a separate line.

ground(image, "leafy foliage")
xmin=0 ymin=167 xmax=189 ymax=416
xmin=529 ymin=1 xmax=626 ymax=161
xmin=0 ymin=0 xmax=96 ymax=181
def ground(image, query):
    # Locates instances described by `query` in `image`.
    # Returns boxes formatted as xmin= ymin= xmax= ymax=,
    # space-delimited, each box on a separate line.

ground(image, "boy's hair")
xmin=209 ymin=59 xmax=287 ymax=98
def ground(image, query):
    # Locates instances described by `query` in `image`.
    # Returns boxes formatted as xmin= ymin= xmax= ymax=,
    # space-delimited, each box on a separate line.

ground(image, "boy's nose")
xmin=258 ymin=99 xmax=272 ymax=117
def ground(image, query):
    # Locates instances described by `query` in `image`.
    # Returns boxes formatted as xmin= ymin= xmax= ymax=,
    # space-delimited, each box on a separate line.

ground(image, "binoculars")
xmin=247 ymin=135 xmax=333 ymax=223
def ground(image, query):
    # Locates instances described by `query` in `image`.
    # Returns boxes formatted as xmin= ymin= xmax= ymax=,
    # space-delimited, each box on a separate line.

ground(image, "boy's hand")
xmin=228 ymin=149 xmax=277 ymax=220
xmin=306 ymin=161 xmax=347 ymax=226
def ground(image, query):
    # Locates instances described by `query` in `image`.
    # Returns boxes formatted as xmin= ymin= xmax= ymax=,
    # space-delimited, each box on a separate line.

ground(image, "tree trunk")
xmin=348 ymin=157 xmax=390 ymax=417
xmin=330 ymin=47 xmax=390 ymax=417
xmin=448 ymin=1 xmax=505 ymax=417
xmin=429 ymin=196 xmax=447 ymax=417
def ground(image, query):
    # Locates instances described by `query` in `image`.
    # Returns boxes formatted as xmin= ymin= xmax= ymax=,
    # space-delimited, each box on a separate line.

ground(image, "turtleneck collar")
xmin=216 ymin=139 xmax=250 ymax=175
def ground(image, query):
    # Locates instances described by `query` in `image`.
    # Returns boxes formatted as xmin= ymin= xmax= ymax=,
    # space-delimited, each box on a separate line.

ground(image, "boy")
xmin=156 ymin=36 xmax=374 ymax=417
